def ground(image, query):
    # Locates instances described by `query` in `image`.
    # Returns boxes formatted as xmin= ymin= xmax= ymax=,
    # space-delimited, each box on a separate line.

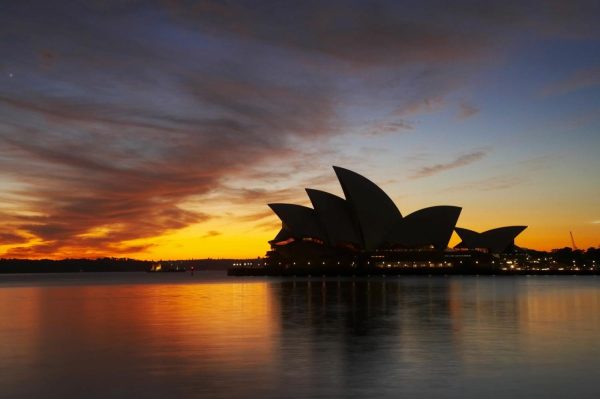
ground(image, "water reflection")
xmin=269 ymin=277 xmax=600 ymax=398
xmin=0 ymin=279 xmax=280 ymax=398
xmin=0 ymin=275 xmax=599 ymax=398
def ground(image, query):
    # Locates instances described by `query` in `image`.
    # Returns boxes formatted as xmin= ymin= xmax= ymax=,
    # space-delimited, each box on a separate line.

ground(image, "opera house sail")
xmin=263 ymin=166 xmax=527 ymax=273
xmin=332 ymin=166 xmax=402 ymax=250
xmin=454 ymin=226 xmax=527 ymax=253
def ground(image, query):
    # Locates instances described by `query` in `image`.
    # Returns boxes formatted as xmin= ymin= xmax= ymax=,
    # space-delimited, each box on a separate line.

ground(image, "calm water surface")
xmin=1 ymin=272 xmax=599 ymax=398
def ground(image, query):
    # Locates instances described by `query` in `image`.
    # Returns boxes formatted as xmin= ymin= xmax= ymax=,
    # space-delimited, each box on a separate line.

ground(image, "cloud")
xmin=410 ymin=150 xmax=489 ymax=179
xmin=0 ymin=231 xmax=29 ymax=245
xmin=441 ymin=174 xmax=525 ymax=193
xmin=165 ymin=1 xmax=600 ymax=66
xmin=439 ymin=154 xmax=557 ymax=193
xmin=368 ymin=120 xmax=415 ymax=135
xmin=2 ymin=241 xmax=155 ymax=259
xmin=0 ymin=2 xmax=343 ymax=257
xmin=251 ymin=219 xmax=283 ymax=233
xmin=236 ymin=210 xmax=276 ymax=223
xmin=395 ymin=97 xmax=446 ymax=117
xmin=458 ymin=102 xmax=480 ymax=119
xmin=202 ymin=230 xmax=221 ymax=238
xmin=39 ymin=49 xmax=58 ymax=69
xmin=591 ymin=220 xmax=600 ymax=224
xmin=541 ymin=66 xmax=600 ymax=96
xmin=0 ymin=76 xmax=335 ymax=257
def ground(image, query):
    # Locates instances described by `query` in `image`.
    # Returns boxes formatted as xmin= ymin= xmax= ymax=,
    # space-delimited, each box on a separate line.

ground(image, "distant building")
xmin=266 ymin=166 xmax=526 ymax=268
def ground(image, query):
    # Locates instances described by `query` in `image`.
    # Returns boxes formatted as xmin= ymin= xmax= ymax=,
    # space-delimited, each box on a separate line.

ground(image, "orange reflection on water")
xmin=519 ymin=281 xmax=600 ymax=345
xmin=0 ymin=280 xmax=280 ymax=378
xmin=138 ymin=282 xmax=280 ymax=361
xmin=0 ymin=287 xmax=43 ymax=370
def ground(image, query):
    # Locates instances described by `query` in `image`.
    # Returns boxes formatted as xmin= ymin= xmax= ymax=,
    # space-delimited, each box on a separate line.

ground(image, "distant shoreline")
xmin=0 ymin=258 xmax=234 ymax=273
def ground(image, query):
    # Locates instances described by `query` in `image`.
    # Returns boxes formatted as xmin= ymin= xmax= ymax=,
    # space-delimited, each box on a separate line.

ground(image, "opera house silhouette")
xmin=262 ymin=166 xmax=526 ymax=273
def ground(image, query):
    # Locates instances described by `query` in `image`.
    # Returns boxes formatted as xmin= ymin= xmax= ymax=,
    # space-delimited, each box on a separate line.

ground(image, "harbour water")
xmin=1 ymin=272 xmax=599 ymax=398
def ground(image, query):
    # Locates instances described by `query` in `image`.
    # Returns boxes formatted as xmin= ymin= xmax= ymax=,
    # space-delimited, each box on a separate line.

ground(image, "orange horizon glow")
xmin=0 ymin=213 xmax=597 ymax=260
xmin=4 ymin=164 xmax=597 ymax=260
xmin=1 ymin=185 xmax=598 ymax=260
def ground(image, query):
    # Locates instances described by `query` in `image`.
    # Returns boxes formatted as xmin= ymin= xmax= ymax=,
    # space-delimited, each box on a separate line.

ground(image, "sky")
xmin=1 ymin=0 xmax=599 ymax=259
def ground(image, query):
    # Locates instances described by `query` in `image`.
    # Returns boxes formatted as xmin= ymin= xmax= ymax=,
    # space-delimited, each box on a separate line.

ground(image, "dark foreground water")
xmin=1 ymin=273 xmax=599 ymax=398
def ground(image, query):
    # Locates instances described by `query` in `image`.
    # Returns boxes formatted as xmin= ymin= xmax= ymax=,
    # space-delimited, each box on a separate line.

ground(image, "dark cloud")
xmin=165 ymin=0 xmax=600 ymax=66
xmin=0 ymin=231 xmax=29 ymax=245
xmin=410 ymin=150 xmax=489 ymax=179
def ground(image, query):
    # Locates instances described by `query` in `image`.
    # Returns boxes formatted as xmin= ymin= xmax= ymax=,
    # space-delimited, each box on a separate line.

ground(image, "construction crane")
xmin=570 ymin=231 xmax=578 ymax=250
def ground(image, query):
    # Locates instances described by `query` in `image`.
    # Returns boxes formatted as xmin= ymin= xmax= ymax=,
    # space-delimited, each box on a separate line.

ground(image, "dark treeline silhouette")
xmin=548 ymin=247 xmax=600 ymax=265
xmin=0 ymin=258 xmax=150 ymax=273
xmin=0 ymin=258 xmax=237 ymax=273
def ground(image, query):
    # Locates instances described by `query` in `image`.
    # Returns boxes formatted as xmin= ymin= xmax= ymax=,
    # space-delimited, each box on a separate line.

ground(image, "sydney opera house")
xmin=264 ymin=166 xmax=526 ymax=272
